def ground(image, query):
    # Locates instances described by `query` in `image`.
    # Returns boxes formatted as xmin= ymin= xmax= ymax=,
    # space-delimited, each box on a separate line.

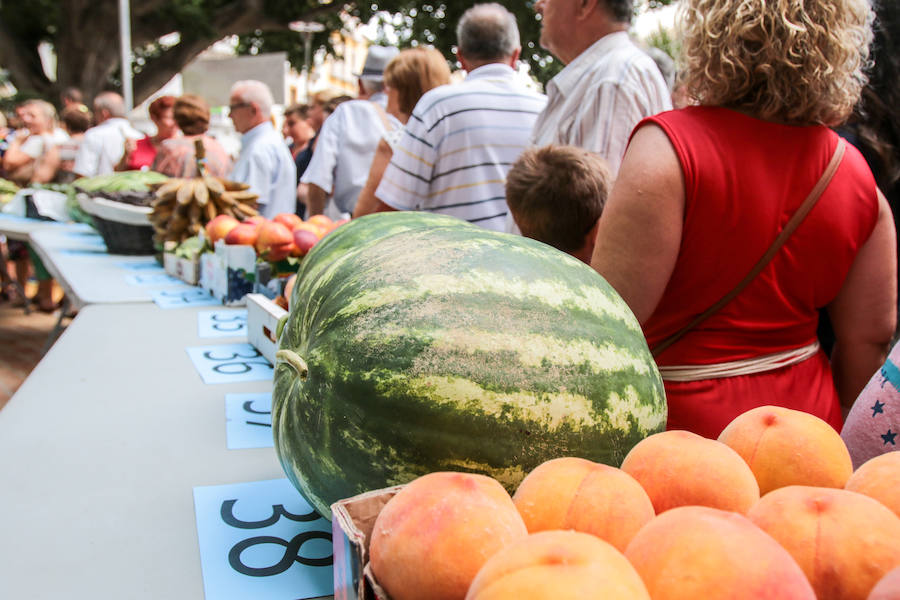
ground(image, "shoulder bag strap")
xmin=369 ymin=101 xmax=395 ymax=133
xmin=651 ymin=138 xmax=846 ymax=357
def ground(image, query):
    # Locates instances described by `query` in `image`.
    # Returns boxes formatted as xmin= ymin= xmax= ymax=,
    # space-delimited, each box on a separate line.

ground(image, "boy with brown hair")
xmin=505 ymin=145 xmax=611 ymax=263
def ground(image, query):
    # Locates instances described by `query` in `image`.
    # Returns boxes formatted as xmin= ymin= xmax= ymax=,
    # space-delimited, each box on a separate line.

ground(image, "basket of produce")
xmin=74 ymin=171 xmax=169 ymax=255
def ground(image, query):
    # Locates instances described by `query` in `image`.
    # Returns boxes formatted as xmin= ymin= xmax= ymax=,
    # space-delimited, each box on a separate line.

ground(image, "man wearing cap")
xmin=229 ymin=79 xmax=297 ymax=219
xmin=301 ymin=45 xmax=401 ymax=218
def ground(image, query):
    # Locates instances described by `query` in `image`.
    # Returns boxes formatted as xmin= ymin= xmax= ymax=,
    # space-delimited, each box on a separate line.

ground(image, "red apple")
xmin=273 ymin=213 xmax=303 ymax=231
xmin=224 ymin=223 xmax=259 ymax=246
xmin=205 ymin=214 xmax=240 ymax=245
xmin=292 ymin=228 xmax=320 ymax=256
xmin=255 ymin=221 xmax=295 ymax=261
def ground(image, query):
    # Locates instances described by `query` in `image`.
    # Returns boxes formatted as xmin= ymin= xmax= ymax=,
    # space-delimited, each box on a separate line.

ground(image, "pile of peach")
xmin=368 ymin=406 xmax=900 ymax=600
xmin=205 ymin=212 xmax=346 ymax=262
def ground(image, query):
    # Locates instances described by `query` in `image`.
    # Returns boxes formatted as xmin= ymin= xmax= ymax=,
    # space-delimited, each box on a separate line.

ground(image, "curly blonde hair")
xmin=678 ymin=0 xmax=874 ymax=126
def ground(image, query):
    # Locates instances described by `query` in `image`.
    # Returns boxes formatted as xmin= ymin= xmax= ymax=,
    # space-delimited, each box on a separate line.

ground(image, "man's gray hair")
xmin=456 ymin=3 xmax=520 ymax=62
xmin=360 ymin=79 xmax=386 ymax=95
xmin=231 ymin=80 xmax=274 ymax=117
xmin=94 ymin=92 xmax=126 ymax=118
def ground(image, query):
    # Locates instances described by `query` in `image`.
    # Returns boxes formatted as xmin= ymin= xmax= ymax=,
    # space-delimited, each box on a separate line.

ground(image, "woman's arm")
xmin=353 ymin=138 xmax=397 ymax=218
xmin=590 ymin=123 xmax=686 ymax=324
xmin=828 ymin=188 xmax=897 ymax=408
xmin=31 ymin=143 xmax=60 ymax=183
xmin=2 ymin=131 xmax=33 ymax=172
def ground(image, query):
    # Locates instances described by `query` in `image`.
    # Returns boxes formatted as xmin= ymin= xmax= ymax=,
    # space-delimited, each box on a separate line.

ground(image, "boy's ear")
xmin=572 ymin=219 xmax=601 ymax=264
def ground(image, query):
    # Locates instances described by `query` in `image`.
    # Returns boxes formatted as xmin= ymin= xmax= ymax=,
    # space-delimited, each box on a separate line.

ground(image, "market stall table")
xmin=27 ymin=225 xmax=169 ymax=310
xmin=0 ymin=302 xmax=317 ymax=599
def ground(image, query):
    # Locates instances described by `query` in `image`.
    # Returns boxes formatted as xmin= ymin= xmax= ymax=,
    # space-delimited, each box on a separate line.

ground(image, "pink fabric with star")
xmin=842 ymin=341 xmax=900 ymax=469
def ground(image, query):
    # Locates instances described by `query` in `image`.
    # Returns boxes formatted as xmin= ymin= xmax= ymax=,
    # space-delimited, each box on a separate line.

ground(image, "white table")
xmin=28 ymin=226 xmax=171 ymax=310
xmin=0 ymin=303 xmax=290 ymax=599
xmin=0 ymin=213 xmax=69 ymax=242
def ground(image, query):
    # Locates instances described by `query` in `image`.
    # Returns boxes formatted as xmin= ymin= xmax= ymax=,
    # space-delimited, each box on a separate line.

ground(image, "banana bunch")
xmin=149 ymin=176 xmax=259 ymax=244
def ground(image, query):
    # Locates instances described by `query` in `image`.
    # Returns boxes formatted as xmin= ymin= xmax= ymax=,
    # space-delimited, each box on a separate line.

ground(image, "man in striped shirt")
xmin=371 ymin=3 xmax=547 ymax=232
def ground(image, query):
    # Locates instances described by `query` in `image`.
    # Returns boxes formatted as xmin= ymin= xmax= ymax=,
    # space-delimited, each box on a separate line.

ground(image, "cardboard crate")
xmin=331 ymin=486 xmax=405 ymax=600
xmin=199 ymin=241 xmax=256 ymax=306
xmin=163 ymin=252 xmax=201 ymax=285
xmin=245 ymin=293 xmax=288 ymax=365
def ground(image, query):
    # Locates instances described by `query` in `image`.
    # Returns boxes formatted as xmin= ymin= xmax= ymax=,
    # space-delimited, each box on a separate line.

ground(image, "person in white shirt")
xmin=2 ymin=99 xmax=63 ymax=185
xmin=73 ymin=92 xmax=142 ymax=177
xmin=530 ymin=0 xmax=672 ymax=173
xmin=301 ymin=45 xmax=400 ymax=219
xmin=228 ymin=80 xmax=297 ymax=219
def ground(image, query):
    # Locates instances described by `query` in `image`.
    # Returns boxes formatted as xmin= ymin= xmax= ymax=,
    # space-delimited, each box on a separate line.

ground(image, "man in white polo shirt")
xmin=368 ymin=3 xmax=547 ymax=232
xmin=73 ymin=92 xmax=142 ymax=177
xmin=229 ymin=80 xmax=296 ymax=219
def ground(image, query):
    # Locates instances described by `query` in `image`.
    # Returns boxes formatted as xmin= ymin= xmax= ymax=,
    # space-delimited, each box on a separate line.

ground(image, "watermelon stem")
xmin=276 ymin=349 xmax=308 ymax=381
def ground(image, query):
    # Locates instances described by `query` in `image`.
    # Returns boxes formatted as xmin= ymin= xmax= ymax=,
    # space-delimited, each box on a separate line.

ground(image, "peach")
xmin=307 ymin=214 xmax=333 ymax=229
xmin=718 ymin=405 xmax=853 ymax=495
xmin=242 ymin=215 xmax=267 ymax=229
xmin=369 ymin=472 xmax=527 ymax=600
xmin=624 ymin=506 xmax=815 ymax=599
xmin=293 ymin=221 xmax=324 ymax=238
xmin=292 ymin=229 xmax=319 ymax=257
xmin=273 ymin=212 xmax=303 ymax=231
xmin=620 ymin=430 xmax=760 ymax=514
xmin=868 ymin=566 xmax=900 ymax=600
xmin=845 ymin=452 xmax=900 ymax=519
xmin=224 ymin=223 xmax=258 ymax=246
xmin=466 ymin=530 xmax=650 ymax=600
xmin=512 ymin=457 xmax=654 ymax=552
xmin=747 ymin=485 xmax=900 ymax=600
xmin=283 ymin=274 xmax=297 ymax=310
xmin=205 ymin=214 xmax=240 ymax=245
xmin=255 ymin=221 xmax=294 ymax=262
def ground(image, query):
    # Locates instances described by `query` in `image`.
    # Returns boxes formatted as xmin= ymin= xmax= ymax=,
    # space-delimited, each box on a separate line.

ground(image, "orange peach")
xmin=845 ymin=452 xmax=900 ymax=519
xmin=254 ymin=221 xmax=294 ymax=261
xmin=369 ymin=472 xmax=527 ymax=600
xmin=718 ymin=405 xmax=853 ymax=495
xmin=512 ymin=457 xmax=654 ymax=552
xmin=205 ymin=214 xmax=240 ymax=245
xmin=283 ymin=274 xmax=297 ymax=310
xmin=273 ymin=212 xmax=303 ymax=231
xmin=242 ymin=215 xmax=267 ymax=229
xmin=625 ymin=506 xmax=815 ymax=599
xmin=466 ymin=530 xmax=650 ymax=600
xmin=307 ymin=214 xmax=333 ymax=229
xmin=620 ymin=430 xmax=760 ymax=514
xmin=223 ymin=223 xmax=258 ymax=246
xmin=747 ymin=485 xmax=900 ymax=600
xmin=293 ymin=222 xmax=324 ymax=238
xmin=868 ymin=566 xmax=900 ymax=600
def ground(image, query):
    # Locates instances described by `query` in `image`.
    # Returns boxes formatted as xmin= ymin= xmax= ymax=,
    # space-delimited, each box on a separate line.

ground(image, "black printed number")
xmin=203 ymin=348 xmax=272 ymax=374
xmin=221 ymin=499 xmax=332 ymax=576
xmin=211 ymin=314 xmax=245 ymax=332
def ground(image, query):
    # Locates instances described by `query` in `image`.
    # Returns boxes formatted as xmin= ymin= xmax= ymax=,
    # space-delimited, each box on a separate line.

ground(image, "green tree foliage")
xmin=0 ymin=0 xmax=671 ymax=106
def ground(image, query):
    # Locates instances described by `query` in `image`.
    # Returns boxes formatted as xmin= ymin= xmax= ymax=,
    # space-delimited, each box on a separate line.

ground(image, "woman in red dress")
xmin=592 ymin=0 xmax=896 ymax=438
xmin=116 ymin=95 xmax=178 ymax=171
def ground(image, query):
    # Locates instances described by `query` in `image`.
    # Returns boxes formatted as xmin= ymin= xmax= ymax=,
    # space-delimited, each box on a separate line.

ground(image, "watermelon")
xmin=272 ymin=212 xmax=666 ymax=518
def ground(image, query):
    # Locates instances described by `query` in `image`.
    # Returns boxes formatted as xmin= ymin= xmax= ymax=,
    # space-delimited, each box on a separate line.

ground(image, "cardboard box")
xmin=200 ymin=241 xmax=257 ymax=306
xmin=163 ymin=252 xmax=201 ymax=285
xmin=245 ymin=293 xmax=288 ymax=365
xmin=331 ymin=486 xmax=405 ymax=600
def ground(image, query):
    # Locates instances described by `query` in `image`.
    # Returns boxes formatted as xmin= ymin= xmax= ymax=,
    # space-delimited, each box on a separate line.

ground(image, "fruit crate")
xmin=199 ymin=241 xmax=256 ymax=306
xmin=163 ymin=252 xmax=201 ymax=285
xmin=331 ymin=486 xmax=405 ymax=600
xmin=245 ymin=293 xmax=287 ymax=365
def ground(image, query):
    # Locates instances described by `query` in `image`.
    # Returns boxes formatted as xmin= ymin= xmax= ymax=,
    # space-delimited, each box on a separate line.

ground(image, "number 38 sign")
xmin=193 ymin=478 xmax=333 ymax=600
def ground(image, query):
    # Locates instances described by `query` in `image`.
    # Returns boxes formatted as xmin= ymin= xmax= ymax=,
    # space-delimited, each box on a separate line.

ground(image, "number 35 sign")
xmin=193 ymin=478 xmax=333 ymax=600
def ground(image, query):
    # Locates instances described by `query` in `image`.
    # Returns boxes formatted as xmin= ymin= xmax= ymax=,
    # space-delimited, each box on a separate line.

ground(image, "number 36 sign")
xmin=193 ymin=478 xmax=333 ymax=600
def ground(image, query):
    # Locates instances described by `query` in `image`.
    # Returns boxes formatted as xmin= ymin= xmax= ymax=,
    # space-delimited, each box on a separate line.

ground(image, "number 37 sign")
xmin=193 ymin=478 xmax=333 ymax=600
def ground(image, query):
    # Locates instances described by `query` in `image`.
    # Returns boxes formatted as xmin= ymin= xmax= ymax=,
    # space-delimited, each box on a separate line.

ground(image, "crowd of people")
xmin=1 ymin=0 xmax=899 ymax=462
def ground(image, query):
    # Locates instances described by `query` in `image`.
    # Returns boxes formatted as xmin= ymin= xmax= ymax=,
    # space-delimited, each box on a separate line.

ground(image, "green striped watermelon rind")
xmin=273 ymin=212 xmax=666 ymax=519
